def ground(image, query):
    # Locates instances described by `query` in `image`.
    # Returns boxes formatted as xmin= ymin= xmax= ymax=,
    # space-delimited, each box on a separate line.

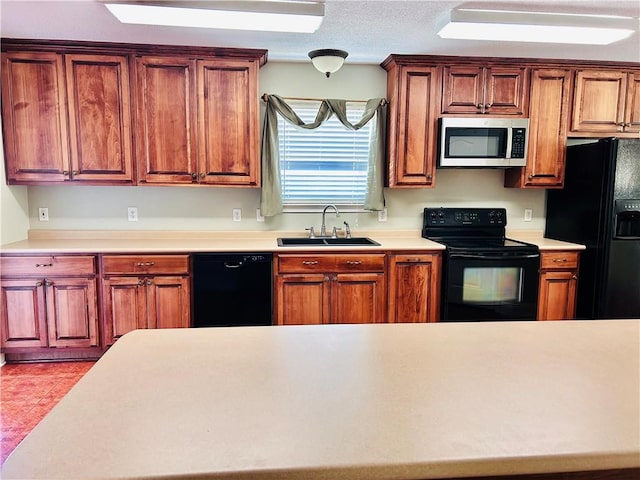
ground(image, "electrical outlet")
xmin=38 ymin=207 xmax=49 ymax=222
xmin=232 ymin=208 xmax=242 ymax=222
xmin=524 ymin=208 xmax=533 ymax=222
xmin=378 ymin=208 xmax=387 ymax=222
xmin=127 ymin=207 xmax=138 ymax=222
xmin=256 ymin=208 xmax=264 ymax=222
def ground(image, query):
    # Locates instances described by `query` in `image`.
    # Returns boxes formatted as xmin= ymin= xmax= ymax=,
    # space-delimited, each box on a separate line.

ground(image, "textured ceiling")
xmin=1 ymin=0 xmax=639 ymax=64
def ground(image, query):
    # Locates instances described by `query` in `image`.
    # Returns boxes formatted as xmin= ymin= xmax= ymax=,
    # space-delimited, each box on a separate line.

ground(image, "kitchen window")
xmin=277 ymin=99 xmax=374 ymax=210
xmin=260 ymin=94 xmax=386 ymax=217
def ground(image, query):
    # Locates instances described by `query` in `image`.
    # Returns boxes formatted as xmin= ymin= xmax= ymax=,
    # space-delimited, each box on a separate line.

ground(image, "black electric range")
xmin=422 ymin=207 xmax=540 ymax=321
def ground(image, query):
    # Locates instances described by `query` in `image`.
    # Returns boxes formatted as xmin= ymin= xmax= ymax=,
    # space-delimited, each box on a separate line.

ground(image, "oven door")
xmin=443 ymin=251 xmax=540 ymax=321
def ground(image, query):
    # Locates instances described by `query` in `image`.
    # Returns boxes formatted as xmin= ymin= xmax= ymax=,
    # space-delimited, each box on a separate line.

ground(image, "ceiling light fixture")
xmin=308 ymin=49 xmax=348 ymax=77
xmin=104 ymin=1 xmax=324 ymax=33
xmin=438 ymin=8 xmax=637 ymax=45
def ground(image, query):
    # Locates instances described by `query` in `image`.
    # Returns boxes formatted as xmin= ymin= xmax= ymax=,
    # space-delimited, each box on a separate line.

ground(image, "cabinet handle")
xmin=62 ymin=170 xmax=69 ymax=176
xmin=572 ymin=275 xmax=578 ymax=280
xmin=476 ymin=103 xmax=483 ymax=109
xmin=72 ymin=170 xmax=78 ymax=176
xmin=138 ymin=280 xmax=145 ymax=286
xmin=346 ymin=260 xmax=362 ymax=265
xmin=553 ymin=258 xmax=568 ymax=263
xmin=146 ymin=280 xmax=153 ymax=286
xmin=302 ymin=260 xmax=318 ymax=265
xmin=136 ymin=262 xmax=155 ymax=267
xmin=35 ymin=281 xmax=43 ymax=287
xmin=191 ymin=173 xmax=197 ymax=180
xmin=484 ymin=103 xmax=492 ymax=109
xmin=35 ymin=263 xmax=53 ymax=267
xmin=324 ymin=276 xmax=330 ymax=281
xmin=426 ymin=173 xmax=433 ymax=180
xmin=45 ymin=280 xmax=53 ymax=287
xmin=625 ymin=123 xmax=632 ymax=128
xmin=199 ymin=173 xmax=205 ymax=179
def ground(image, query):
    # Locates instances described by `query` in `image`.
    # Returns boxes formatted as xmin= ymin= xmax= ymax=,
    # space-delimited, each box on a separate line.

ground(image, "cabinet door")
xmin=387 ymin=254 xmax=440 ymax=323
xmin=0 ymin=279 xmax=48 ymax=348
xmin=505 ymin=68 xmax=571 ymax=188
xmin=441 ymin=65 xmax=483 ymax=114
xmin=624 ymin=72 xmax=640 ymax=134
xmin=197 ymin=59 xmax=259 ymax=186
xmin=483 ymin=67 xmax=529 ymax=116
xmin=65 ymin=54 xmax=134 ymax=183
xmin=275 ymin=274 xmax=329 ymax=325
xmin=1 ymin=52 xmax=70 ymax=183
xmin=388 ymin=65 xmax=440 ymax=186
xmin=571 ymin=70 xmax=627 ymax=135
xmin=146 ymin=276 xmax=190 ymax=329
xmin=46 ymin=277 xmax=99 ymax=348
xmin=538 ymin=271 xmax=578 ymax=321
xmin=331 ymin=273 xmax=385 ymax=324
xmin=136 ymin=56 xmax=197 ymax=184
xmin=102 ymin=276 xmax=147 ymax=347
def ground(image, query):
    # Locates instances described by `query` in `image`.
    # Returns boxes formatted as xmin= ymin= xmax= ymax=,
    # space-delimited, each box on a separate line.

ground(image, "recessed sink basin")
xmin=277 ymin=237 xmax=380 ymax=247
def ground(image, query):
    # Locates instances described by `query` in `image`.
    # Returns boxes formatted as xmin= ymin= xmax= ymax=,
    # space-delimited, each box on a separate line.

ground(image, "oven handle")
xmin=449 ymin=253 xmax=539 ymax=261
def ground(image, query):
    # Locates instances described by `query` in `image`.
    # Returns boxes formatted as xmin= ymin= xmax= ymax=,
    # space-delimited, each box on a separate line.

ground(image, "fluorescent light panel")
xmin=438 ymin=8 xmax=637 ymax=45
xmin=104 ymin=1 xmax=324 ymax=33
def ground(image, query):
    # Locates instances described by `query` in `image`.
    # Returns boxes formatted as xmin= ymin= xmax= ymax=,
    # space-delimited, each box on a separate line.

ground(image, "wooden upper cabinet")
xmin=65 ymin=54 xmax=134 ymax=183
xmin=505 ymin=68 xmax=571 ymax=189
xmin=1 ymin=52 xmax=70 ymax=183
xmin=570 ymin=69 xmax=640 ymax=137
xmin=442 ymin=65 xmax=529 ymax=116
xmin=198 ymin=59 xmax=260 ymax=186
xmin=136 ymin=56 xmax=198 ymax=184
xmin=385 ymin=63 xmax=441 ymax=187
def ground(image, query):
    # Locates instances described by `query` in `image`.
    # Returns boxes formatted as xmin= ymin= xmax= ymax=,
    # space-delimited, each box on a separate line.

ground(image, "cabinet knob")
xmin=476 ymin=103 xmax=483 ymax=109
xmin=146 ymin=280 xmax=153 ymax=286
xmin=45 ymin=280 xmax=53 ymax=287
xmin=199 ymin=172 xmax=205 ymax=179
xmin=138 ymin=280 xmax=145 ymax=286
xmin=625 ymin=123 xmax=632 ymax=128
xmin=191 ymin=173 xmax=197 ymax=180
xmin=35 ymin=281 xmax=43 ymax=287
xmin=528 ymin=175 xmax=534 ymax=180
xmin=71 ymin=170 xmax=78 ymax=176
xmin=484 ymin=103 xmax=492 ymax=109
xmin=426 ymin=173 xmax=433 ymax=180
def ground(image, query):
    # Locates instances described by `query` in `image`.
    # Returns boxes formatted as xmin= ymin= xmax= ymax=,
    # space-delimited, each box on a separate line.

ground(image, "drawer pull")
xmin=302 ymin=260 xmax=318 ymax=266
xmin=136 ymin=262 xmax=155 ymax=267
xmin=407 ymin=258 xmax=421 ymax=262
xmin=553 ymin=258 xmax=568 ymax=263
xmin=346 ymin=260 xmax=362 ymax=265
xmin=35 ymin=263 xmax=53 ymax=267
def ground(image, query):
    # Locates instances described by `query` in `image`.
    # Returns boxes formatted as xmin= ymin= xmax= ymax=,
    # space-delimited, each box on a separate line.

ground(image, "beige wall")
xmin=1 ymin=62 xmax=547 ymax=244
xmin=0 ymin=134 xmax=29 ymax=244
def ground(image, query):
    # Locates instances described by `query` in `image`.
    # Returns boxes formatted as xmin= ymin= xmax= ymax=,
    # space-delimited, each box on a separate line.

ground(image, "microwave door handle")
xmin=505 ymin=129 xmax=513 ymax=159
xmin=450 ymin=253 xmax=539 ymax=261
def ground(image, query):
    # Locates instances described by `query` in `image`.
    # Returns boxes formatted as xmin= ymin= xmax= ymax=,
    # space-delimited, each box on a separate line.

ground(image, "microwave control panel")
xmin=423 ymin=208 xmax=506 ymax=227
xmin=510 ymin=128 xmax=527 ymax=158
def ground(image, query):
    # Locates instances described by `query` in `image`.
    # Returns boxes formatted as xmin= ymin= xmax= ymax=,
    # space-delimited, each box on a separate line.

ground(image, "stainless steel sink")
xmin=277 ymin=237 xmax=380 ymax=247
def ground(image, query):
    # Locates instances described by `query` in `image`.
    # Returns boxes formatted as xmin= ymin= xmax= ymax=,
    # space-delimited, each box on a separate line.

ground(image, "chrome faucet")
xmin=321 ymin=204 xmax=339 ymax=237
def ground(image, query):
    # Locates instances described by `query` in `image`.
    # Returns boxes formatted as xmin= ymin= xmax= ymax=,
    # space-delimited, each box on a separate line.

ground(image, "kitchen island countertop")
xmin=2 ymin=320 xmax=638 ymax=479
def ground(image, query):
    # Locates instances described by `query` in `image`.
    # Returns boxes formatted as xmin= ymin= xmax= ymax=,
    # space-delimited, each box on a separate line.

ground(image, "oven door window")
xmin=462 ymin=267 xmax=523 ymax=304
xmin=444 ymin=253 xmax=539 ymax=321
xmin=444 ymin=128 xmax=507 ymax=158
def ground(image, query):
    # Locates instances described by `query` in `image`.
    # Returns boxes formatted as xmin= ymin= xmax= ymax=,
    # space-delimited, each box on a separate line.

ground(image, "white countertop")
xmin=2 ymin=320 xmax=638 ymax=479
xmin=0 ymin=229 xmax=583 ymax=254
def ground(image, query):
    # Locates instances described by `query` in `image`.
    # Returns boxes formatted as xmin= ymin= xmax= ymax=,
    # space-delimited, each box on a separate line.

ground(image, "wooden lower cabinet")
xmin=0 ymin=255 xmax=100 ymax=359
xmin=387 ymin=253 xmax=441 ymax=323
xmin=537 ymin=251 xmax=580 ymax=321
xmin=101 ymin=255 xmax=190 ymax=346
xmin=274 ymin=253 xmax=386 ymax=325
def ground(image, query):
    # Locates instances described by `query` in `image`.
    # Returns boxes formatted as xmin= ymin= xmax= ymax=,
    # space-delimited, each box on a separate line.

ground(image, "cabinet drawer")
xmin=0 ymin=255 xmax=96 ymax=276
xmin=277 ymin=254 xmax=386 ymax=273
xmin=332 ymin=254 xmax=385 ymax=272
xmin=540 ymin=251 xmax=579 ymax=270
xmin=277 ymin=255 xmax=336 ymax=273
xmin=102 ymin=255 xmax=189 ymax=275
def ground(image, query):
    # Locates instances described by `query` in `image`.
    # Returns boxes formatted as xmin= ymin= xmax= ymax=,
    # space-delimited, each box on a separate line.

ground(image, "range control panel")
xmin=423 ymin=207 xmax=507 ymax=227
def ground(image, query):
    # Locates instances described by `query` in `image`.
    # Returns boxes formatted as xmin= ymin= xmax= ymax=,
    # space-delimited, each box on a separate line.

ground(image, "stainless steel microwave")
xmin=438 ymin=117 xmax=529 ymax=168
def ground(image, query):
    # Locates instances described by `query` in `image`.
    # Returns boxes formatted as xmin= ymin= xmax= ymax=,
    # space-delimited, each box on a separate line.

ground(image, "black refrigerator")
xmin=545 ymin=138 xmax=640 ymax=319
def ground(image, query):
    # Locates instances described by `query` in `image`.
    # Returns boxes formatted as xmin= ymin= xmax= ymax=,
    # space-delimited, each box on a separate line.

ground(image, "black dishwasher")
xmin=192 ymin=253 xmax=273 ymax=327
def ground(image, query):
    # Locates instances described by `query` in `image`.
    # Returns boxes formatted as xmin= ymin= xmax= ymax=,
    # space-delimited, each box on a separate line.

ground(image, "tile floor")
xmin=0 ymin=361 xmax=95 ymax=465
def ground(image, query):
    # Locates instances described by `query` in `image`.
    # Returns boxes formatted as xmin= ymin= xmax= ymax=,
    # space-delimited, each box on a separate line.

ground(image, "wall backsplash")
xmin=2 ymin=61 xmax=546 ymax=243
